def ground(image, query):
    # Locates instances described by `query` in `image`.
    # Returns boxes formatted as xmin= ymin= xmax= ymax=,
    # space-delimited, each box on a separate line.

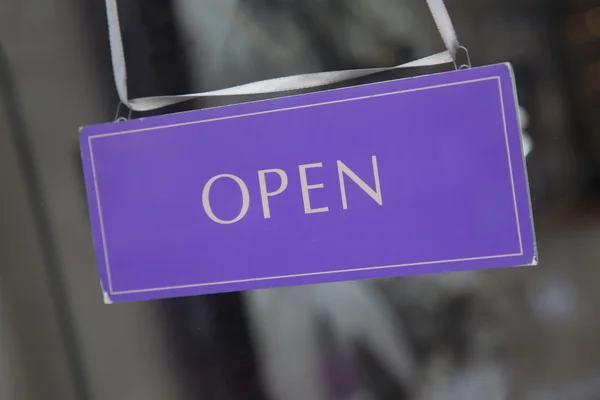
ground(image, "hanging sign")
xmin=81 ymin=63 xmax=536 ymax=303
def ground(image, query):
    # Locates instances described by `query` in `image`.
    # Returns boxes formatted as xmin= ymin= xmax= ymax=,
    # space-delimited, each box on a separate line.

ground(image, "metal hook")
xmin=113 ymin=101 xmax=133 ymax=122
xmin=453 ymin=46 xmax=472 ymax=70
xmin=114 ymin=101 xmax=123 ymax=121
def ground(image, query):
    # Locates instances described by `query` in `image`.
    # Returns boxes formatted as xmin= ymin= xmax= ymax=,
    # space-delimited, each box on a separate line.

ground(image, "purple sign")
xmin=81 ymin=63 xmax=536 ymax=303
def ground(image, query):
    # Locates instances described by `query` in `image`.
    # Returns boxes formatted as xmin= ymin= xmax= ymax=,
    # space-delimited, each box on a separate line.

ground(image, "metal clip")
xmin=453 ymin=46 xmax=472 ymax=70
xmin=114 ymin=101 xmax=132 ymax=122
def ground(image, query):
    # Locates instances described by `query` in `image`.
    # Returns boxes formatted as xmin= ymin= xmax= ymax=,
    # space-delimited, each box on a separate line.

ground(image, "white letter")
xmin=337 ymin=156 xmax=383 ymax=209
xmin=202 ymin=174 xmax=250 ymax=224
xmin=298 ymin=163 xmax=329 ymax=214
xmin=258 ymin=169 xmax=288 ymax=219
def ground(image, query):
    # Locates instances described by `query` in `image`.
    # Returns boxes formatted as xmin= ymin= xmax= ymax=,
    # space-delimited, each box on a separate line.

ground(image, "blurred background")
xmin=1 ymin=0 xmax=600 ymax=399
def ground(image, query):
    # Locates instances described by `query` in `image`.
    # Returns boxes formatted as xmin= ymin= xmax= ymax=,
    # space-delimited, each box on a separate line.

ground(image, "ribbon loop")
xmin=105 ymin=0 xmax=461 ymax=112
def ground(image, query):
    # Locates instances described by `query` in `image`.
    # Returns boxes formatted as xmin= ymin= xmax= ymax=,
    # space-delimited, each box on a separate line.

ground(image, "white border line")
xmin=90 ymin=77 xmax=498 ymax=139
xmin=114 ymin=254 xmax=522 ymax=295
xmin=497 ymin=78 xmax=523 ymax=255
xmin=88 ymin=137 xmax=115 ymax=293
xmin=88 ymin=75 xmax=524 ymax=296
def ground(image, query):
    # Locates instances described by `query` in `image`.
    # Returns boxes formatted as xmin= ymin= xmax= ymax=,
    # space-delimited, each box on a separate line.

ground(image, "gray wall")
xmin=0 ymin=1 xmax=178 ymax=399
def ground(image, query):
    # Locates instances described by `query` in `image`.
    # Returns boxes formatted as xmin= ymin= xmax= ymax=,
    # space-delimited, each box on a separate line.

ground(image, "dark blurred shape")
xmin=161 ymin=295 xmax=266 ymax=400
xmin=355 ymin=341 xmax=409 ymax=400
xmin=552 ymin=0 xmax=600 ymax=200
xmin=438 ymin=294 xmax=473 ymax=364
xmin=0 ymin=42 xmax=91 ymax=400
